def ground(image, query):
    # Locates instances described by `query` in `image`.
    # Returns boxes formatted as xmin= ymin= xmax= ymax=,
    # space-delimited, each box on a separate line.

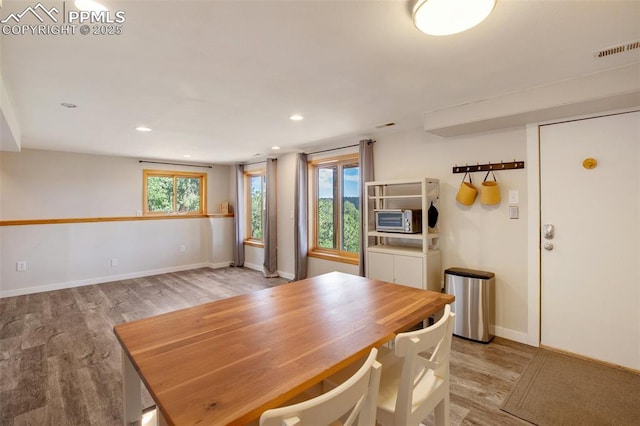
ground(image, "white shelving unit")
xmin=364 ymin=178 xmax=441 ymax=292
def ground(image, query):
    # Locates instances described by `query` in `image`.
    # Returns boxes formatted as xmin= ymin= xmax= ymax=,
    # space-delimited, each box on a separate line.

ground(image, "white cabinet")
xmin=368 ymin=250 xmax=423 ymax=289
xmin=365 ymin=178 xmax=441 ymax=291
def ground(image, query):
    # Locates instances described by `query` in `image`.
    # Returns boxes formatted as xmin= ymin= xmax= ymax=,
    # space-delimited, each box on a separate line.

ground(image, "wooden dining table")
xmin=114 ymin=271 xmax=454 ymax=425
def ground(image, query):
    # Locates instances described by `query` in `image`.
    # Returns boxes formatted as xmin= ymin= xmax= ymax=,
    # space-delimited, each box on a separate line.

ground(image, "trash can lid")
xmin=444 ymin=267 xmax=495 ymax=280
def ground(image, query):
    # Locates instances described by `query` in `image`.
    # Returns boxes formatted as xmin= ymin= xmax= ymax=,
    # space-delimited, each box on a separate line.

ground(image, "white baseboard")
xmin=278 ymin=270 xmax=294 ymax=280
xmin=208 ymin=261 xmax=233 ymax=269
xmin=0 ymin=263 xmax=211 ymax=298
xmin=491 ymin=325 xmax=529 ymax=345
xmin=243 ymin=262 xmax=263 ymax=272
xmin=239 ymin=262 xmax=294 ymax=280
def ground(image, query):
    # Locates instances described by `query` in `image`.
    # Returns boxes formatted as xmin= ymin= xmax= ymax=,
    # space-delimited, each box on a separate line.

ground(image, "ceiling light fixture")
xmin=183 ymin=154 xmax=192 ymax=158
xmin=271 ymin=146 xmax=281 ymax=150
xmin=289 ymin=114 xmax=304 ymax=121
xmin=136 ymin=126 xmax=152 ymax=132
xmin=60 ymin=102 xmax=77 ymax=108
xmin=412 ymin=0 xmax=496 ymax=36
xmin=74 ymin=0 xmax=108 ymax=12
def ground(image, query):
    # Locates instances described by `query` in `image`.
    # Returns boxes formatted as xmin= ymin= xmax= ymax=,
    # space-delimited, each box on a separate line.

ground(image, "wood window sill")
xmin=244 ymin=240 xmax=264 ymax=248
xmin=308 ymin=250 xmax=359 ymax=266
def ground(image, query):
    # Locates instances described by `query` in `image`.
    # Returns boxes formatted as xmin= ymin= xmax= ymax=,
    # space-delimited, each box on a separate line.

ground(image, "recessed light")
xmin=60 ymin=102 xmax=77 ymax=108
xmin=183 ymin=154 xmax=192 ymax=158
xmin=271 ymin=146 xmax=281 ymax=150
xmin=74 ymin=0 xmax=108 ymax=12
xmin=136 ymin=126 xmax=152 ymax=132
xmin=289 ymin=114 xmax=304 ymax=121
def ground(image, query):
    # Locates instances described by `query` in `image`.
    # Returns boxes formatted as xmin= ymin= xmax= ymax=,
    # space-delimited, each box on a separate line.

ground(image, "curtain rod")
xmin=243 ymin=140 xmax=376 ymax=165
xmin=243 ymin=157 xmax=278 ymax=166
xmin=305 ymin=139 xmax=374 ymax=155
xmin=139 ymin=160 xmax=213 ymax=169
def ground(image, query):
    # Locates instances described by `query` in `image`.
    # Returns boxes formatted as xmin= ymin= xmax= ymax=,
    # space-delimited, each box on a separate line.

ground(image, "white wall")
xmin=0 ymin=219 xmax=211 ymax=296
xmin=0 ymin=149 xmax=230 ymax=218
xmin=0 ymin=149 xmax=233 ymax=297
xmin=307 ymin=257 xmax=358 ymax=277
xmin=276 ymin=153 xmax=296 ymax=279
xmin=273 ymin=127 xmax=528 ymax=341
xmin=374 ymin=126 xmax=528 ymax=341
xmin=209 ymin=217 xmax=234 ymax=268
xmin=3 ymin=132 xmax=529 ymax=340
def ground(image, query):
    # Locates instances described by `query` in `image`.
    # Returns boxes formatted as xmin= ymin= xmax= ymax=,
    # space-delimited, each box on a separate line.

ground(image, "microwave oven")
xmin=374 ymin=209 xmax=422 ymax=234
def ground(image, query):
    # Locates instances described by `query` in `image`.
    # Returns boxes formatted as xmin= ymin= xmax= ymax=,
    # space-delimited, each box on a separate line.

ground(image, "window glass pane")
xmin=176 ymin=177 xmax=201 ymax=212
xmin=250 ymin=175 xmax=264 ymax=239
xmin=317 ymin=167 xmax=336 ymax=249
xmin=342 ymin=165 xmax=360 ymax=253
xmin=147 ymin=176 xmax=174 ymax=212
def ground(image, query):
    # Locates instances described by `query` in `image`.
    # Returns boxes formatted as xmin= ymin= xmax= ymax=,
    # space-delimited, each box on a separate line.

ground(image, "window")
xmin=245 ymin=170 xmax=266 ymax=246
xmin=143 ymin=170 xmax=206 ymax=215
xmin=309 ymin=154 xmax=360 ymax=264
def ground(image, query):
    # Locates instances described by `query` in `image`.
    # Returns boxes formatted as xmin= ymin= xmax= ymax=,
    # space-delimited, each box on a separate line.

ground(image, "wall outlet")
xmin=179 ymin=245 xmax=186 ymax=253
xmin=111 ymin=258 xmax=118 ymax=267
xmin=16 ymin=261 xmax=27 ymax=272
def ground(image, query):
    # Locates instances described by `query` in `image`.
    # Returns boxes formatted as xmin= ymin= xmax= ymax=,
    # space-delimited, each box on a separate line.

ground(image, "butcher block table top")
xmin=114 ymin=271 xmax=454 ymax=425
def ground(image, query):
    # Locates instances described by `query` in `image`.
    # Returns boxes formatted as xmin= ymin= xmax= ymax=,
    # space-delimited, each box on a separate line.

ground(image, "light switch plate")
xmin=509 ymin=205 xmax=519 ymax=219
xmin=508 ymin=190 xmax=519 ymax=204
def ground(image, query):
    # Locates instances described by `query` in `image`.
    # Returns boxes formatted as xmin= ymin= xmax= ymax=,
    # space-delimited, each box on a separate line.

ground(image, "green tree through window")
xmin=248 ymin=174 xmax=265 ymax=240
xmin=144 ymin=170 xmax=206 ymax=215
xmin=313 ymin=157 xmax=359 ymax=261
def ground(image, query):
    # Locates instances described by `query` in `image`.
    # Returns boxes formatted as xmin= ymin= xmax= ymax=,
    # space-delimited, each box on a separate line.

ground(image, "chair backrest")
xmin=260 ymin=348 xmax=382 ymax=426
xmin=393 ymin=304 xmax=455 ymax=425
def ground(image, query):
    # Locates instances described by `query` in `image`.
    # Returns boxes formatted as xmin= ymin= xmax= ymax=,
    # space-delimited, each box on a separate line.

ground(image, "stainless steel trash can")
xmin=444 ymin=267 xmax=495 ymax=343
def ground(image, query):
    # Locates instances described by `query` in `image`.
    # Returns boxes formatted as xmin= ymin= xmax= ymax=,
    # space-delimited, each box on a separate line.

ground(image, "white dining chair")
xmin=376 ymin=304 xmax=455 ymax=426
xmin=259 ymin=348 xmax=382 ymax=426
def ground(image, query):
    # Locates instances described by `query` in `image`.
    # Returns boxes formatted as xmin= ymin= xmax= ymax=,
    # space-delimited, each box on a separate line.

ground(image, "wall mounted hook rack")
xmin=452 ymin=160 xmax=525 ymax=174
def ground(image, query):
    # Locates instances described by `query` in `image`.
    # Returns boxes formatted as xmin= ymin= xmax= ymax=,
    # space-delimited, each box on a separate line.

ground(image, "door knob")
xmin=544 ymin=242 xmax=554 ymax=251
xmin=543 ymin=224 xmax=554 ymax=240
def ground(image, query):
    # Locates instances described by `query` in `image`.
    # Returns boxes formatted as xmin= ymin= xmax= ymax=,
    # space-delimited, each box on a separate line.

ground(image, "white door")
xmin=540 ymin=110 xmax=640 ymax=370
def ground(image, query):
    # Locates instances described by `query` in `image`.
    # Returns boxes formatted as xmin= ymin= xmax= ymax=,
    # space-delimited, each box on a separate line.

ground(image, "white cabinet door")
xmin=368 ymin=251 xmax=394 ymax=283
xmin=393 ymin=255 xmax=424 ymax=289
xmin=368 ymin=251 xmax=425 ymax=289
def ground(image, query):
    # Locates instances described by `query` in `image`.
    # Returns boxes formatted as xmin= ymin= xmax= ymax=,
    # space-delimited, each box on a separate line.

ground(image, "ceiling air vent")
xmin=594 ymin=40 xmax=640 ymax=58
xmin=375 ymin=122 xmax=396 ymax=129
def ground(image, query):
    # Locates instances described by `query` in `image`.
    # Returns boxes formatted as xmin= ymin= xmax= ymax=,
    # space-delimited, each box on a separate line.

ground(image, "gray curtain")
xmin=358 ymin=139 xmax=375 ymax=276
xmin=263 ymin=158 xmax=279 ymax=277
xmin=233 ymin=164 xmax=245 ymax=267
xmin=294 ymin=153 xmax=308 ymax=281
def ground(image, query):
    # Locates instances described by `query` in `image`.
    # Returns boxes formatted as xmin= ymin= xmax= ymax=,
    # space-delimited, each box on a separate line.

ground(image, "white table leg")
xmin=123 ymin=349 xmax=142 ymax=426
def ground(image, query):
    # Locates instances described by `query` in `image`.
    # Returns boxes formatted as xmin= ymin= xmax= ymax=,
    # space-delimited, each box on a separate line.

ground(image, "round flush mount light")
xmin=74 ymin=0 xmax=108 ymax=12
xmin=135 ymin=126 xmax=152 ymax=132
xmin=289 ymin=114 xmax=304 ymax=121
xmin=60 ymin=102 xmax=77 ymax=108
xmin=412 ymin=0 xmax=496 ymax=36
xmin=183 ymin=154 xmax=192 ymax=158
xmin=271 ymin=146 xmax=281 ymax=150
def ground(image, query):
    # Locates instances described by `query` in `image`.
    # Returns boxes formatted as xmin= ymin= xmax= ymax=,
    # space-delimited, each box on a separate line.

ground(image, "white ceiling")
xmin=1 ymin=0 xmax=639 ymax=164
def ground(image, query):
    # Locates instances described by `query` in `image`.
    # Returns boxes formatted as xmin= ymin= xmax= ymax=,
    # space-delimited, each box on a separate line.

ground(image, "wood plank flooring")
xmin=1 ymin=267 xmax=537 ymax=425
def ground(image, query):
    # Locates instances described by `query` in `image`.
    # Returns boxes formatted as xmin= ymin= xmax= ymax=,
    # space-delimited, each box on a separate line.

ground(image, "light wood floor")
xmin=0 ymin=267 xmax=536 ymax=425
